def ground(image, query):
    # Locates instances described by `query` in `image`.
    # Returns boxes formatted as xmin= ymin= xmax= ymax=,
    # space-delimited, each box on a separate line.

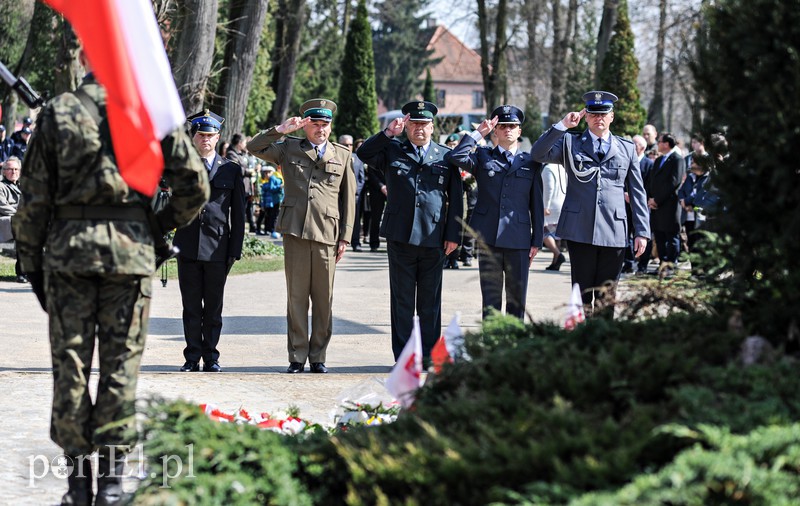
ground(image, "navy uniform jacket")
xmin=647 ymin=151 xmax=686 ymax=234
xmin=357 ymin=132 xmax=462 ymax=247
xmin=173 ymin=153 xmax=246 ymax=262
xmin=445 ymin=135 xmax=544 ymax=249
xmin=530 ymin=126 xmax=650 ymax=248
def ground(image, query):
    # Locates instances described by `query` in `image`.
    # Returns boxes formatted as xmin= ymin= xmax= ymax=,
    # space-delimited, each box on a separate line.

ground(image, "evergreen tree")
xmin=372 ymin=0 xmax=436 ymax=110
xmin=291 ymin=0 xmax=344 ymax=116
xmin=423 ymin=67 xmax=435 ymax=102
xmin=694 ymin=0 xmax=800 ymax=341
xmin=336 ymin=0 xmax=379 ymax=140
xmin=595 ymin=0 xmax=645 ymax=137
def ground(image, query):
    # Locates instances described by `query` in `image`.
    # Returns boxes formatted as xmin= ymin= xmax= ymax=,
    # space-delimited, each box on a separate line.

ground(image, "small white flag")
xmin=386 ymin=316 xmax=423 ymax=407
xmin=564 ymin=283 xmax=585 ymax=330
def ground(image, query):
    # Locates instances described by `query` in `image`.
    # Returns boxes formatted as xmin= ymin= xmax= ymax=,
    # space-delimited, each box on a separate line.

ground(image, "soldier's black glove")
xmin=26 ymin=270 xmax=47 ymax=313
xmin=226 ymin=256 xmax=236 ymax=275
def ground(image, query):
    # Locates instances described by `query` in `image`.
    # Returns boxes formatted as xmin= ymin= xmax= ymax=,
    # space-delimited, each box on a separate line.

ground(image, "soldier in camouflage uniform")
xmin=13 ymin=53 xmax=210 ymax=505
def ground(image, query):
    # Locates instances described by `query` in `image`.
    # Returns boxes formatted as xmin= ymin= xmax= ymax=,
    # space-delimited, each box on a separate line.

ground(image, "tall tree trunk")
xmin=594 ymin=0 xmax=619 ymax=85
xmin=647 ymin=0 xmax=667 ymax=129
xmin=211 ymin=0 xmax=269 ymax=141
xmin=342 ymin=0 xmax=351 ymax=37
xmin=267 ymin=0 xmax=306 ymax=125
xmin=524 ymin=0 xmax=543 ymax=119
xmin=172 ymin=0 xmax=219 ymax=115
xmin=548 ymin=0 xmax=577 ymax=119
xmin=477 ymin=0 xmax=509 ymax=115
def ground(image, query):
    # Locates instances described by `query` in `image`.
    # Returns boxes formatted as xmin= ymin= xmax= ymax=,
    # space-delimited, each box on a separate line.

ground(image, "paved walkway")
xmin=0 ymin=245 xmax=572 ymax=503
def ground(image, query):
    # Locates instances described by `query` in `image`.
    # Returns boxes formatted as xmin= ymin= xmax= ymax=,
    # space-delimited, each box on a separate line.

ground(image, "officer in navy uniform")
xmin=174 ymin=110 xmax=246 ymax=372
xmin=357 ymin=101 xmax=463 ymax=361
xmin=530 ymin=91 xmax=650 ymax=316
xmin=446 ymin=105 xmax=544 ymax=319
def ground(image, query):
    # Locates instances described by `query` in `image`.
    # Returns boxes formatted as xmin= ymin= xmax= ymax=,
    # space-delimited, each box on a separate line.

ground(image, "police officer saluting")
xmin=174 ymin=110 xmax=246 ymax=373
xmin=530 ymin=91 xmax=650 ymax=317
xmin=446 ymin=105 xmax=544 ymax=319
xmin=357 ymin=101 xmax=463 ymax=362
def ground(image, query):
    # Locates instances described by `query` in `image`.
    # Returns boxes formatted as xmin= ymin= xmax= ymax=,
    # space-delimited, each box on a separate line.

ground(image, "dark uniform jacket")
xmin=647 ymin=150 xmax=687 ymax=234
xmin=531 ymin=126 xmax=650 ymax=248
xmin=446 ymin=135 xmax=544 ymax=250
xmin=173 ymin=153 xmax=246 ymax=262
xmin=357 ymin=132 xmax=463 ymax=247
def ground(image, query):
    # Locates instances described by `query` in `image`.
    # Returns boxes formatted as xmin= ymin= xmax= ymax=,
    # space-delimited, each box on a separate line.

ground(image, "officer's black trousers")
xmin=566 ymin=240 xmax=625 ymax=318
xmin=387 ymin=241 xmax=444 ymax=360
xmin=478 ymin=244 xmax=529 ymax=319
xmin=177 ymin=257 xmax=228 ymax=363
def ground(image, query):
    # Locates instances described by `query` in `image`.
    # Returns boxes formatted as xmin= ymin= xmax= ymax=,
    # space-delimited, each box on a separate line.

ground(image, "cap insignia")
xmin=594 ymin=93 xmax=602 ymax=102
xmin=503 ymin=106 xmax=511 ymax=113
xmin=418 ymin=102 xmax=425 ymax=110
xmin=320 ymin=100 xmax=327 ymax=107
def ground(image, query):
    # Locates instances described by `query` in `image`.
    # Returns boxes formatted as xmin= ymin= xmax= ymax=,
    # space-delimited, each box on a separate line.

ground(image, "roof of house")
xmin=423 ymin=25 xmax=483 ymax=84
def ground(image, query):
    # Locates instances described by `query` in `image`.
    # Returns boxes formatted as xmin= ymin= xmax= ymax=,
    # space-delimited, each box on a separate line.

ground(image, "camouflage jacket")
xmin=14 ymin=76 xmax=210 ymax=275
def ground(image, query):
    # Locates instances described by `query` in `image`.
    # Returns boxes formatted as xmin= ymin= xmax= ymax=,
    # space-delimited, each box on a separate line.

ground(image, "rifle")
xmin=0 ymin=60 xmax=45 ymax=108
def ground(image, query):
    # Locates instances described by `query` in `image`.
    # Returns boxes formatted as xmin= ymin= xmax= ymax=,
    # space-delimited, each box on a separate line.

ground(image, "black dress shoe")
xmin=370 ymin=247 xmax=379 ymax=252
xmin=310 ymin=362 xmax=328 ymax=374
xmin=463 ymin=258 xmax=473 ymax=267
xmin=179 ymin=361 xmax=199 ymax=372
xmin=352 ymin=245 xmax=363 ymax=252
xmin=546 ymin=253 xmax=566 ymax=271
xmin=16 ymin=274 xmax=29 ymax=283
xmin=203 ymin=361 xmax=222 ymax=372
xmin=287 ymin=362 xmax=304 ymax=373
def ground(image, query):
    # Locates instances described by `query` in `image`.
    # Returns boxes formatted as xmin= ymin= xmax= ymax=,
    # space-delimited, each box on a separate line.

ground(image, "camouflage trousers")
xmin=46 ymin=271 xmax=151 ymax=456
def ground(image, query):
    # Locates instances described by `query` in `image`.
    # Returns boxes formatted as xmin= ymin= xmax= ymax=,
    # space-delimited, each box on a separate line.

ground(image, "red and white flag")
xmin=44 ymin=0 xmax=186 ymax=196
xmin=564 ymin=283 xmax=586 ymax=330
xmin=386 ymin=316 xmax=423 ymax=407
xmin=432 ymin=312 xmax=467 ymax=373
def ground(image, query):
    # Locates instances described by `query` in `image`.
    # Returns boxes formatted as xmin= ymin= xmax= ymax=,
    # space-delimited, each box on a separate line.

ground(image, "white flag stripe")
xmin=115 ymin=0 xmax=185 ymax=137
xmin=385 ymin=316 xmax=423 ymax=407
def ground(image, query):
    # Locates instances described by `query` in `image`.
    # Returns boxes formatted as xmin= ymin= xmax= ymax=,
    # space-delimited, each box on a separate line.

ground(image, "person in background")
xmin=542 ymin=162 xmax=567 ymax=271
xmin=227 ymin=133 xmax=256 ymax=233
xmin=0 ymin=156 xmax=25 ymax=282
xmin=174 ymin=110 xmax=246 ymax=374
xmin=258 ymin=164 xmax=283 ymax=238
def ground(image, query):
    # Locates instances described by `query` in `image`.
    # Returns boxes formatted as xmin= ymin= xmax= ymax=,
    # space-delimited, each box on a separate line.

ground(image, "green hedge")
xmin=136 ymin=313 xmax=800 ymax=505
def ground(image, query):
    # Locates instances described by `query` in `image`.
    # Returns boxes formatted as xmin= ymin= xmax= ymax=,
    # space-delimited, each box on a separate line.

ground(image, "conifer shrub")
xmin=136 ymin=313 xmax=800 ymax=504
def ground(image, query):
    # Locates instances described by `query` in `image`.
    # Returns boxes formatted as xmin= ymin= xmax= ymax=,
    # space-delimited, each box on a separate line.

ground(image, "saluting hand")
xmin=477 ymin=116 xmax=499 ymax=138
xmin=276 ymin=116 xmax=310 ymax=134
xmin=384 ymin=114 xmax=410 ymax=138
xmin=561 ymin=109 xmax=586 ymax=129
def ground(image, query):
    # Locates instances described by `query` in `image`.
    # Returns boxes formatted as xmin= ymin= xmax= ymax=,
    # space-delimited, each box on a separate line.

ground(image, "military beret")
xmin=583 ymin=90 xmax=618 ymax=114
xmin=300 ymin=98 xmax=336 ymax=122
xmin=446 ymin=133 xmax=460 ymax=143
xmin=401 ymin=101 xmax=438 ymax=122
xmin=492 ymin=105 xmax=525 ymax=124
xmin=187 ymin=110 xmax=224 ymax=134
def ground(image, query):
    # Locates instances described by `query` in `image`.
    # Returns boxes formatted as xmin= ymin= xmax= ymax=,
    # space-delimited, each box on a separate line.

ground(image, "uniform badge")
xmin=328 ymin=174 xmax=336 ymax=183
xmin=438 ymin=175 xmax=444 ymax=185
xmin=594 ymin=92 xmax=602 ymax=102
xmin=503 ymin=105 xmax=511 ymax=113
xmin=488 ymin=170 xmax=496 ymax=177
xmin=320 ymin=100 xmax=327 ymax=107
xmin=418 ymin=102 xmax=425 ymax=110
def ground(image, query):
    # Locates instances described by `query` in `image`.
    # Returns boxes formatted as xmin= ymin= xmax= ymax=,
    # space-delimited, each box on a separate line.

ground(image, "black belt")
xmin=55 ymin=205 xmax=148 ymax=221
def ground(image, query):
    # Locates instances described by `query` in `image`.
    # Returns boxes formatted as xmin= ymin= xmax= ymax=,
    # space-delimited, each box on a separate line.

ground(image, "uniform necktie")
xmin=314 ymin=145 xmax=321 ymax=160
xmin=417 ymin=146 xmax=424 ymax=161
xmin=204 ymin=158 xmax=212 ymax=172
xmin=505 ymin=151 xmax=514 ymax=165
xmin=596 ymin=138 xmax=604 ymax=160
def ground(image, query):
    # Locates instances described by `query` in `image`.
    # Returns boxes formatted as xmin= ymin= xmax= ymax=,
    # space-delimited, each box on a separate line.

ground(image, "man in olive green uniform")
xmin=247 ymin=98 xmax=355 ymax=374
xmin=13 ymin=54 xmax=209 ymax=505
